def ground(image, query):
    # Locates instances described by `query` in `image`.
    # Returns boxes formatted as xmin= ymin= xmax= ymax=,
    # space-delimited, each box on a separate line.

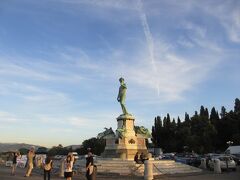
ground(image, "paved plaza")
xmin=0 ymin=165 xmax=239 ymax=180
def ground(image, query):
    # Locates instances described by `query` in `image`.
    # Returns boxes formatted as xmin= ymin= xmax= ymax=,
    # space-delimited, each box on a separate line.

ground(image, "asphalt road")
xmin=0 ymin=165 xmax=239 ymax=180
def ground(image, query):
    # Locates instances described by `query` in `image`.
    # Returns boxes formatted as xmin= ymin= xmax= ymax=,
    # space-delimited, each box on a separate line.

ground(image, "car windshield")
xmin=233 ymin=154 xmax=240 ymax=158
xmin=218 ymin=157 xmax=232 ymax=161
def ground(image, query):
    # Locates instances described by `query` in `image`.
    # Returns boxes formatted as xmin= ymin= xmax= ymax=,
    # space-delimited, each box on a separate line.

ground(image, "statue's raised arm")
xmin=117 ymin=77 xmax=129 ymax=115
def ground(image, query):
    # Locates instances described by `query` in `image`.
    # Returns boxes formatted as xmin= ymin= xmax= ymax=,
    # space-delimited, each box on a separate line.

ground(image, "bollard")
xmin=200 ymin=158 xmax=206 ymax=169
xmin=214 ymin=159 xmax=221 ymax=174
xmin=144 ymin=159 xmax=153 ymax=180
xmin=59 ymin=159 xmax=65 ymax=177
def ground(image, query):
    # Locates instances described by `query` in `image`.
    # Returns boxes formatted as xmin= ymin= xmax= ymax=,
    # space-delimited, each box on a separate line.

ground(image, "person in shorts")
xmin=11 ymin=151 xmax=20 ymax=175
xmin=64 ymin=155 xmax=73 ymax=180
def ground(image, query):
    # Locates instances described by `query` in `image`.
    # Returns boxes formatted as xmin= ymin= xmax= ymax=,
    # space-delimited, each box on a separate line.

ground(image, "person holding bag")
xmin=43 ymin=155 xmax=53 ymax=180
xmin=86 ymin=151 xmax=94 ymax=180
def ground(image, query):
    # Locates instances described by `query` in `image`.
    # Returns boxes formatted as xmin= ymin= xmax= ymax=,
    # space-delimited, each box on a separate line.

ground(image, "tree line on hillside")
xmin=18 ymin=138 xmax=105 ymax=157
xmin=151 ymin=98 xmax=240 ymax=154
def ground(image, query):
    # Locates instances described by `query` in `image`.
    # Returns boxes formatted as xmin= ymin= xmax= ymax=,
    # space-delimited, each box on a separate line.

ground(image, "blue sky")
xmin=0 ymin=0 xmax=239 ymax=147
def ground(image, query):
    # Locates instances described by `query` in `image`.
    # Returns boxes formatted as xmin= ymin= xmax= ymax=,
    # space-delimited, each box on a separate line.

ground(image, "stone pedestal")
xmin=102 ymin=114 xmax=148 ymax=160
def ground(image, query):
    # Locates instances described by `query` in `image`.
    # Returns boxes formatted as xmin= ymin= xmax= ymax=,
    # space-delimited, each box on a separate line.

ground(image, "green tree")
xmin=220 ymin=106 xmax=227 ymax=118
xmin=36 ymin=147 xmax=48 ymax=154
xmin=152 ymin=98 xmax=240 ymax=154
xmin=151 ymin=116 xmax=162 ymax=148
xmin=80 ymin=138 xmax=105 ymax=155
xmin=234 ymin=98 xmax=240 ymax=114
xmin=47 ymin=145 xmax=70 ymax=156
xmin=210 ymin=107 xmax=219 ymax=124
xmin=18 ymin=148 xmax=29 ymax=155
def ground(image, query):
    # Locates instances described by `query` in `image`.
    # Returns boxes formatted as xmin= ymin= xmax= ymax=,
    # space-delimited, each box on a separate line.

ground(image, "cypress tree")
xmin=220 ymin=106 xmax=226 ymax=118
xmin=234 ymin=98 xmax=240 ymax=114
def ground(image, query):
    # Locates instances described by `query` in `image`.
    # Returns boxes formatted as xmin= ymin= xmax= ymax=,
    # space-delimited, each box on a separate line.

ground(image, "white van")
xmin=225 ymin=146 xmax=240 ymax=154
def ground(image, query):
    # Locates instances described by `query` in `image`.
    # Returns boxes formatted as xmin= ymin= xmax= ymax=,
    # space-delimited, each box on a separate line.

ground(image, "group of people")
xmin=22 ymin=146 xmax=52 ymax=180
xmin=10 ymin=146 xmax=96 ymax=180
xmin=63 ymin=149 xmax=95 ymax=180
xmin=134 ymin=152 xmax=148 ymax=164
xmin=10 ymin=146 xmax=39 ymax=177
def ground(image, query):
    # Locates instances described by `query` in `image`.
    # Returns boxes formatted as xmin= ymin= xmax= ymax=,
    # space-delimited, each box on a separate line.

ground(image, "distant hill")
xmin=0 ymin=143 xmax=41 ymax=152
xmin=0 ymin=143 xmax=83 ymax=153
xmin=65 ymin=144 xmax=82 ymax=150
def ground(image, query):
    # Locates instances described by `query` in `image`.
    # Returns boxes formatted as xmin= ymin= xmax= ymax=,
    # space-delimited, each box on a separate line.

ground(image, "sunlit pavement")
xmin=0 ymin=165 xmax=239 ymax=180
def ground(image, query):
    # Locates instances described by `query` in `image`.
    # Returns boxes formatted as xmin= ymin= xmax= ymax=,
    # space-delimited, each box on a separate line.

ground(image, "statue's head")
xmin=119 ymin=77 xmax=124 ymax=82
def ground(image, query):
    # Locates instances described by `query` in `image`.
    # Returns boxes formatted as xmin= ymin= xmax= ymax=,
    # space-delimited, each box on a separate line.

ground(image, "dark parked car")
xmin=174 ymin=153 xmax=201 ymax=167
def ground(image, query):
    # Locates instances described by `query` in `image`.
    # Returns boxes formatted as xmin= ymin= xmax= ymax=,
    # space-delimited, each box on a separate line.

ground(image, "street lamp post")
xmin=226 ymin=141 xmax=233 ymax=147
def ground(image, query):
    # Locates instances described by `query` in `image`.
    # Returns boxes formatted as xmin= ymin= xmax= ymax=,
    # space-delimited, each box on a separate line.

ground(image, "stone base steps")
xmin=76 ymin=159 xmax=202 ymax=176
xmin=152 ymin=160 xmax=202 ymax=175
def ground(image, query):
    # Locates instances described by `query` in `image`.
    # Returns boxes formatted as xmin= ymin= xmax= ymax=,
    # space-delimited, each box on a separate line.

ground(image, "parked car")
xmin=161 ymin=153 xmax=175 ymax=160
xmin=154 ymin=155 xmax=163 ymax=160
xmin=208 ymin=155 xmax=236 ymax=171
xmin=174 ymin=153 xmax=201 ymax=167
xmin=230 ymin=154 xmax=240 ymax=165
xmin=205 ymin=153 xmax=220 ymax=169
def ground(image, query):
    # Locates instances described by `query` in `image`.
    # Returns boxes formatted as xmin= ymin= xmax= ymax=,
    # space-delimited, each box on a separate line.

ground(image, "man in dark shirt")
xmin=134 ymin=152 xmax=140 ymax=164
xmin=86 ymin=151 xmax=94 ymax=180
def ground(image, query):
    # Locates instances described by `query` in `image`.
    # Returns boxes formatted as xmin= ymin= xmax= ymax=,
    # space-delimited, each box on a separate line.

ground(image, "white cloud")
xmin=48 ymin=128 xmax=74 ymax=133
xmin=193 ymin=1 xmax=240 ymax=43
xmin=66 ymin=116 xmax=89 ymax=128
xmin=55 ymin=0 xmax=137 ymax=10
xmin=0 ymin=81 xmax=70 ymax=105
xmin=222 ymin=8 xmax=240 ymax=43
xmin=0 ymin=111 xmax=18 ymax=123
xmin=183 ymin=21 xmax=206 ymax=38
xmin=124 ymin=54 xmax=216 ymax=102
xmin=0 ymin=55 xmax=86 ymax=83
xmin=177 ymin=37 xmax=194 ymax=48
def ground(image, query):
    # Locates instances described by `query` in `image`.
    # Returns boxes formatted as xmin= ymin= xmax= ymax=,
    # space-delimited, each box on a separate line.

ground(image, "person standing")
xmin=11 ymin=151 xmax=20 ymax=175
xmin=86 ymin=151 xmax=94 ymax=180
xmin=140 ymin=152 xmax=145 ymax=164
xmin=25 ymin=146 xmax=35 ymax=177
xmin=64 ymin=155 xmax=73 ymax=180
xmin=134 ymin=152 xmax=140 ymax=164
xmin=43 ymin=155 xmax=53 ymax=180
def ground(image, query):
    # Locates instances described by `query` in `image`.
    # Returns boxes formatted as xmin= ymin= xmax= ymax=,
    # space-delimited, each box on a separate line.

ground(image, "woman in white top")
xmin=64 ymin=155 xmax=73 ymax=180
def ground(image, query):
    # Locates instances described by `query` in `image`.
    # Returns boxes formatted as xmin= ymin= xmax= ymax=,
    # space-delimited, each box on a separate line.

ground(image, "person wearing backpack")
xmin=43 ymin=156 xmax=53 ymax=180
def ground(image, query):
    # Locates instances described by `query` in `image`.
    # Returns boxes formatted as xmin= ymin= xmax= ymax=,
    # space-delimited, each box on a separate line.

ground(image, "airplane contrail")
xmin=137 ymin=0 xmax=160 ymax=95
